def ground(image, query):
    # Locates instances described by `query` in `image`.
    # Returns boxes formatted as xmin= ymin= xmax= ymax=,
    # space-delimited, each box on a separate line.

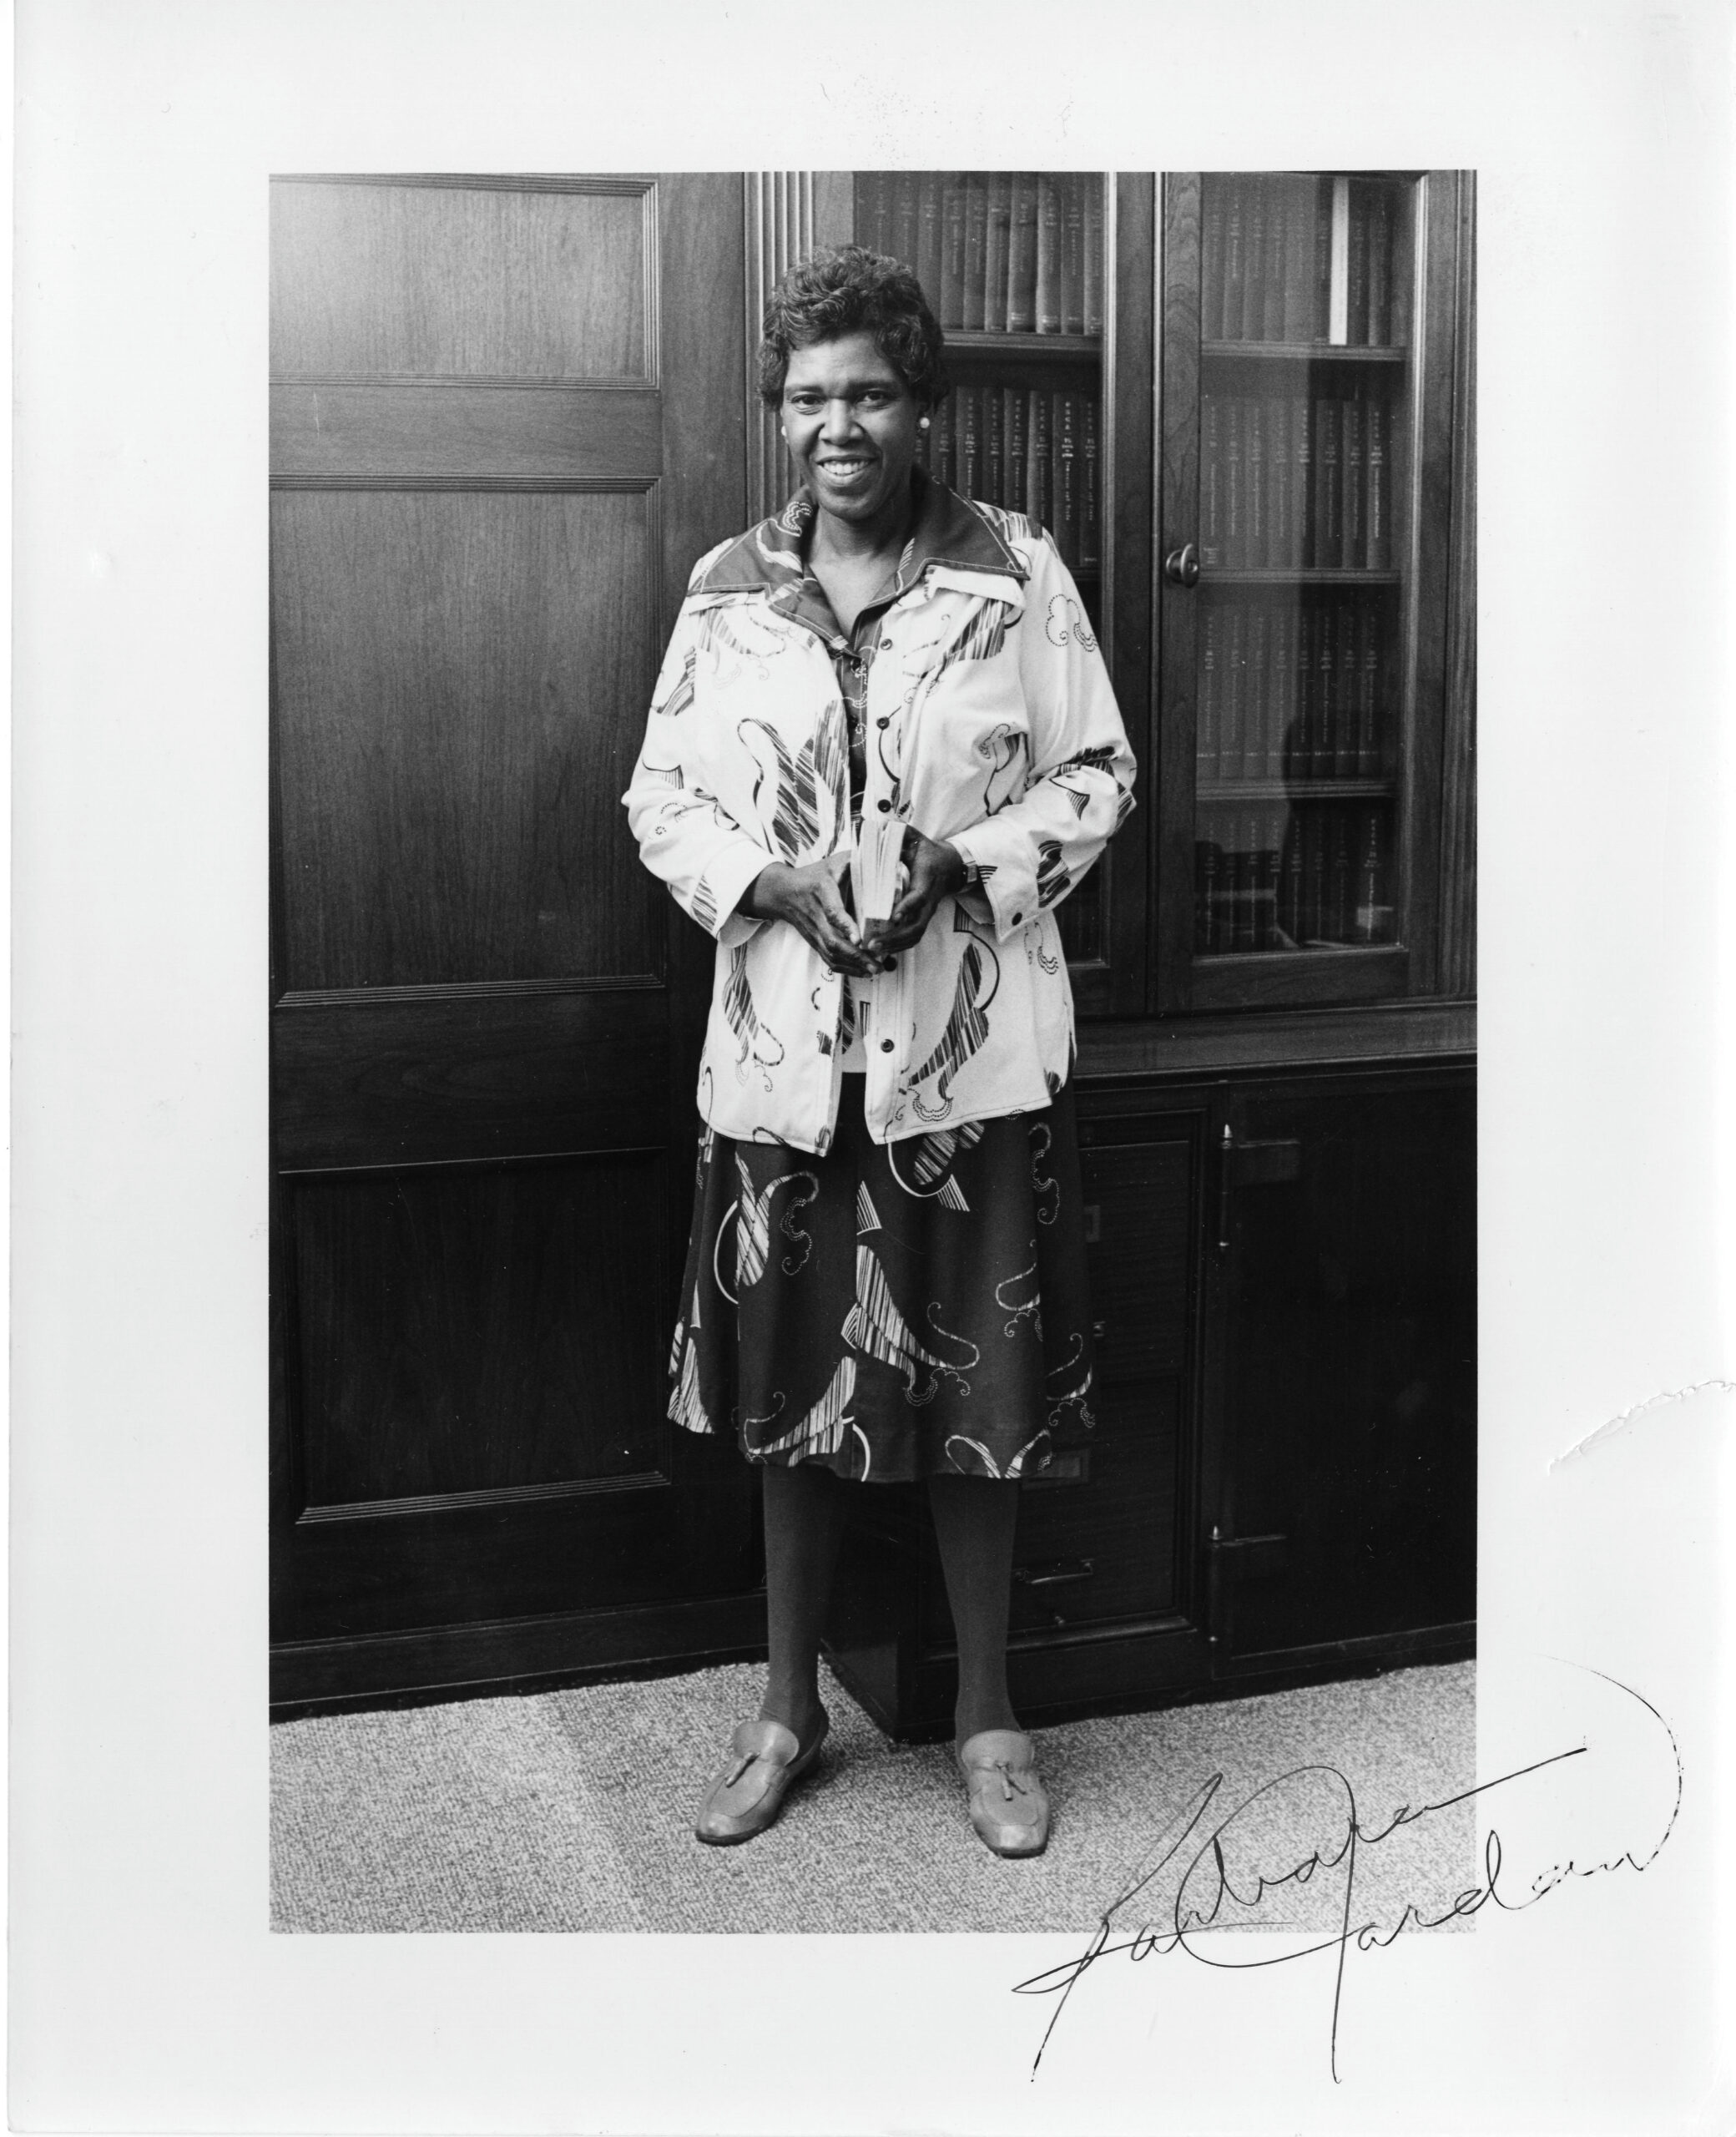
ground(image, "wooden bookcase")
xmin=754 ymin=168 xmax=1478 ymax=1736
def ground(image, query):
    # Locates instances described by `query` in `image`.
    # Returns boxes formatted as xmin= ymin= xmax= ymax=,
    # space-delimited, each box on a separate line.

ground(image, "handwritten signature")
xmin=1016 ymin=1665 xmax=1682 ymax=2082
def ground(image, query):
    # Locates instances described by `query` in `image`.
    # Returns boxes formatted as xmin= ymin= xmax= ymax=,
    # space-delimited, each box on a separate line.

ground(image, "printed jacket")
xmin=622 ymin=480 xmax=1136 ymax=1153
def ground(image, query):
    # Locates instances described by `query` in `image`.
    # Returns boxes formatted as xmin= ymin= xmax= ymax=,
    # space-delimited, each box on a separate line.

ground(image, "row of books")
xmin=1202 ymin=389 xmax=1394 ymax=572
xmin=1194 ymin=803 xmax=1395 ymax=954
xmin=855 ymin=173 xmax=1104 ymax=336
xmin=919 ymin=386 xmax=1100 ymax=571
xmin=1197 ymin=599 xmax=1391 ymax=782
xmin=1202 ymin=174 xmax=1403 ymax=347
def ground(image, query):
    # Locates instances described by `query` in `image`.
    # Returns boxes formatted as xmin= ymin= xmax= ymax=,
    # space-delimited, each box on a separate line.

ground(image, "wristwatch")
xmin=952 ymin=848 xmax=982 ymax=891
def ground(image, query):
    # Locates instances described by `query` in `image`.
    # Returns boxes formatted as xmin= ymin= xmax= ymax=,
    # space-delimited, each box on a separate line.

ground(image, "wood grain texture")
xmin=271 ymin=179 xmax=653 ymax=379
xmin=288 ymin=1153 xmax=668 ymax=1509
xmin=273 ymin=488 xmax=660 ymax=991
xmin=1075 ymin=999 xmax=1475 ymax=1082
xmin=273 ymin=988 xmax=668 ymax=1170
xmin=270 ymin=384 xmax=661 ymax=483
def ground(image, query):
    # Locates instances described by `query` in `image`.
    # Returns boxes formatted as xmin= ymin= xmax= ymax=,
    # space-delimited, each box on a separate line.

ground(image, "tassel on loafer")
xmin=957 ymin=1728 xmax=1051 ymax=1857
xmin=694 ymin=1710 xmax=830 ymax=1846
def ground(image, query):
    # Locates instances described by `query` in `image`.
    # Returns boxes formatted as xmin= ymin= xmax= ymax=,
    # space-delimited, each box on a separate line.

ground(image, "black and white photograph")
xmin=11 ymin=5 xmax=1732 ymax=2132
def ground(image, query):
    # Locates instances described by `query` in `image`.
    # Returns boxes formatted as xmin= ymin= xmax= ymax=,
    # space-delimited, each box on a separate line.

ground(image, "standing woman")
xmin=623 ymin=245 xmax=1134 ymax=1857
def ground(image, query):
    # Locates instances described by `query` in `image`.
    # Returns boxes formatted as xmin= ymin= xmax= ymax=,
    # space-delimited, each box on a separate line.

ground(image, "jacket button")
xmin=876 ymin=716 xmax=889 ymax=730
xmin=880 ymin=1038 xmax=895 ymax=1053
xmin=877 ymin=799 xmax=891 ymax=812
xmin=1012 ymin=911 xmax=1024 ymax=924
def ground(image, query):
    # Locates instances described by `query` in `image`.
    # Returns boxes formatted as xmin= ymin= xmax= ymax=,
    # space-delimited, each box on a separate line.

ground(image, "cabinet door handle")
xmin=1163 ymin=541 xmax=1200 ymax=587
xmin=1014 ymin=1556 xmax=1096 ymax=1589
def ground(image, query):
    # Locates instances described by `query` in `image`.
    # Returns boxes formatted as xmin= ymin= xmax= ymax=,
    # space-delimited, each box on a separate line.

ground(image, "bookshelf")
xmin=1158 ymin=171 xmax=1469 ymax=1013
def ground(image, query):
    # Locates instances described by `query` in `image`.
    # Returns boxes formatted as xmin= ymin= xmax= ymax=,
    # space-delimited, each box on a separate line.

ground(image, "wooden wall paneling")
xmin=270 ymin=176 xmax=655 ymax=381
xmin=1103 ymin=172 xmax=1155 ymax=1017
xmin=289 ymin=1152 xmax=667 ymax=1510
xmin=270 ymin=385 xmax=663 ymax=483
xmin=1153 ymin=174 xmax=1204 ymax=1013
xmin=1440 ymin=174 xmax=1477 ymax=999
xmin=1400 ymin=173 xmax=1461 ymax=998
xmin=272 ymin=487 xmax=662 ymax=993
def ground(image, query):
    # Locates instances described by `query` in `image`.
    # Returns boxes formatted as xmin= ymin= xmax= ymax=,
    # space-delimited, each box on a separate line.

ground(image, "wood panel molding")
xmin=297 ymin=1470 xmax=671 ymax=1523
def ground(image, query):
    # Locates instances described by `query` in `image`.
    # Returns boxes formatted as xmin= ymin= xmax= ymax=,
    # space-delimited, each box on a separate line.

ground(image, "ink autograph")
xmin=1017 ymin=1669 xmax=1681 ymax=2080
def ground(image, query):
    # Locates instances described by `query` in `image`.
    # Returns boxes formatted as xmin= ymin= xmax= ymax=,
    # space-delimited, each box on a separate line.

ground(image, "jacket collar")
xmin=691 ymin=468 xmax=1027 ymax=604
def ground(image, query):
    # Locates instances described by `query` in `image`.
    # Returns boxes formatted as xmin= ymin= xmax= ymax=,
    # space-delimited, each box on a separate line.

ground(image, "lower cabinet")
xmin=822 ymin=1058 xmax=1475 ymax=1739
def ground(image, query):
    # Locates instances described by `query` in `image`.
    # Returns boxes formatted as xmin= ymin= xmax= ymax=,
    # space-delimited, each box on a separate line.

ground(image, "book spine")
xmin=1256 ymin=806 xmax=1282 ymax=950
xmin=1313 ymin=394 xmax=1341 ymax=568
xmin=1328 ymin=175 xmax=1350 ymax=344
xmin=1266 ymin=396 xmax=1290 ymax=568
xmin=892 ymin=171 xmax=920 ymax=270
xmin=1242 ymin=179 xmax=1267 ymax=341
xmin=1224 ymin=397 xmax=1245 ymax=568
xmin=1292 ymin=392 xmax=1314 ymax=567
xmin=1244 ymin=397 xmax=1266 ymax=568
xmin=1334 ymin=599 xmax=1359 ymax=776
xmin=1061 ymin=174 xmax=1085 ymax=333
xmin=916 ymin=174 xmax=945 ymax=313
xmin=936 ymin=396 xmax=957 ymax=489
xmin=1220 ymin=606 xmax=1245 ymax=781
xmin=1266 ymin=607 xmax=1293 ymax=778
xmin=1082 ymin=178 xmax=1104 ymax=336
xmin=1313 ymin=175 xmax=1335 ymax=341
xmin=1368 ymin=187 xmax=1392 ymax=346
xmin=1198 ymin=605 xmax=1221 ymax=779
xmin=1279 ymin=805 xmax=1305 ymax=945
xmin=1196 ymin=833 xmax=1223 ymax=953
xmin=1003 ymin=386 xmax=1028 ymax=514
xmin=1302 ymin=806 xmax=1325 ymax=942
xmin=1200 ymin=394 xmax=1224 ymax=567
xmin=1281 ymin=175 xmax=1311 ymax=341
xmin=1365 ymin=394 xmax=1390 ymax=569
xmin=860 ymin=173 xmax=891 ymax=253
xmin=1325 ymin=805 xmax=1353 ymax=940
xmin=1312 ymin=604 xmax=1335 ymax=776
xmin=1224 ymin=179 xmax=1246 ymax=341
xmin=1346 ymin=180 xmax=1370 ymax=346
xmin=1243 ymin=606 xmax=1268 ymax=779
xmin=1341 ymin=383 xmax=1365 ymax=569
xmin=1231 ymin=811 xmax=1259 ymax=952
xmin=1054 ymin=392 xmax=1080 ymax=568
xmin=1263 ymin=177 xmax=1289 ymax=340
xmin=984 ymin=382 xmax=1006 ymax=510
xmin=1035 ymin=174 xmax=1063 ymax=331
xmin=982 ymin=174 xmax=1012 ymax=333
xmin=961 ymin=174 xmax=988 ymax=331
xmin=1079 ymin=395 xmax=1101 ymax=569
xmin=956 ymin=383 xmax=981 ymax=499
xmin=939 ymin=175 xmax=967 ymax=330
xmin=1355 ymin=805 xmax=1389 ymax=942
xmin=1292 ymin=606 xmax=1315 ymax=778
xmin=1027 ymin=387 xmax=1052 ymax=528
xmin=1008 ymin=174 xmax=1039 ymax=331
xmin=1201 ymin=178 xmax=1226 ymax=341
xmin=1355 ymin=604 xmax=1381 ymax=776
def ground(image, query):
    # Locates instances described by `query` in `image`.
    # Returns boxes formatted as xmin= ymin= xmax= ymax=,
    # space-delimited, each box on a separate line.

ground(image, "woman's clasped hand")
xmin=743 ymin=829 xmax=966 ymax=974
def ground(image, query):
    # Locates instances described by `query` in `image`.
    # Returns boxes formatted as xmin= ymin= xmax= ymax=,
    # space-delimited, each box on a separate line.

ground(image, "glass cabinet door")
xmin=1157 ymin=172 xmax=1461 ymax=1012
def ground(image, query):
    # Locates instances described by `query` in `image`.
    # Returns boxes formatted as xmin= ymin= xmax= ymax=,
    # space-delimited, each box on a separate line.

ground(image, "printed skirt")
xmin=667 ymin=1075 xmax=1097 ymax=1483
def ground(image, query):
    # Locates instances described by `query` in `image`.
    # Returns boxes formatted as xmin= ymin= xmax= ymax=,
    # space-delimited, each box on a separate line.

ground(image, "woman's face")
xmin=780 ymin=331 xmax=922 ymax=533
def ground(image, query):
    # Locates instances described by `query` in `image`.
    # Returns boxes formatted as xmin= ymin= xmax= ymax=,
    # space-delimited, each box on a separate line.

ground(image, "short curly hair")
xmin=756 ymin=245 xmax=951 ymax=413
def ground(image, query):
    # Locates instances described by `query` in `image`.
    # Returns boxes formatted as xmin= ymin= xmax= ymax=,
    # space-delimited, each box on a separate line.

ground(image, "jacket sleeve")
xmin=946 ymin=535 xmax=1137 ymax=941
xmin=621 ymin=578 xmax=775 ymax=950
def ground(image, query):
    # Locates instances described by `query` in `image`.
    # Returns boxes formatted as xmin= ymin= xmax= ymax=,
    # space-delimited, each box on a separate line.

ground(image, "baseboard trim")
xmin=270 ymin=1590 xmax=769 ymax=1720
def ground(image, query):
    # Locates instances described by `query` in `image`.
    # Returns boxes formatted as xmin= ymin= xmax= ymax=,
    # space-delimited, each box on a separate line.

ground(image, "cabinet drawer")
xmin=1081 ymin=1137 xmax=1194 ymax=1382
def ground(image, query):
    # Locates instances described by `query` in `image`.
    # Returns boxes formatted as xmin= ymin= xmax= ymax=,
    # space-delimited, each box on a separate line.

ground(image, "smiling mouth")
xmin=819 ymin=458 xmax=875 ymax=476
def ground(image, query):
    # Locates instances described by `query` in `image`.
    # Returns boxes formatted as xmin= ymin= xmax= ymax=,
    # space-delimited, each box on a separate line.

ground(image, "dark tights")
xmin=755 ymin=1462 xmax=1022 ymax=1754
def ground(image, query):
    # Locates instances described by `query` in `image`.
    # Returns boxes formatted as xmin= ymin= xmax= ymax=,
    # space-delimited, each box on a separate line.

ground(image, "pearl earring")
xmin=919 ymin=416 xmax=931 ymax=431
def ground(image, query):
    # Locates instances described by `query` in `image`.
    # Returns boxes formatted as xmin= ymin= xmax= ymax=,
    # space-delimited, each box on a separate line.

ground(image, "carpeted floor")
xmin=271 ymin=1659 xmax=1475 ymax=1935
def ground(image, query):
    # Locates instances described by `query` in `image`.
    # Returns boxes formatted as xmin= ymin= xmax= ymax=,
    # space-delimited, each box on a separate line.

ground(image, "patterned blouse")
xmin=623 ymin=474 xmax=1135 ymax=1153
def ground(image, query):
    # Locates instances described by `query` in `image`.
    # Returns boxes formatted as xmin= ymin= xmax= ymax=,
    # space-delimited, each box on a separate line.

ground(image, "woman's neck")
xmin=810 ymin=480 xmax=916 ymax=571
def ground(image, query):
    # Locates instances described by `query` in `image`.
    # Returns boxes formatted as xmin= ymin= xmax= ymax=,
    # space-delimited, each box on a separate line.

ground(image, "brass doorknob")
xmin=1164 ymin=542 xmax=1200 ymax=588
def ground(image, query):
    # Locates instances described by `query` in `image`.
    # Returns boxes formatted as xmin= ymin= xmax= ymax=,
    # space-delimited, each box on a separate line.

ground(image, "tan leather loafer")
xmin=957 ymin=1728 xmax=1050 ymax=1857
xmin=694 ymin=1710 xmax=830 ymax=1846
